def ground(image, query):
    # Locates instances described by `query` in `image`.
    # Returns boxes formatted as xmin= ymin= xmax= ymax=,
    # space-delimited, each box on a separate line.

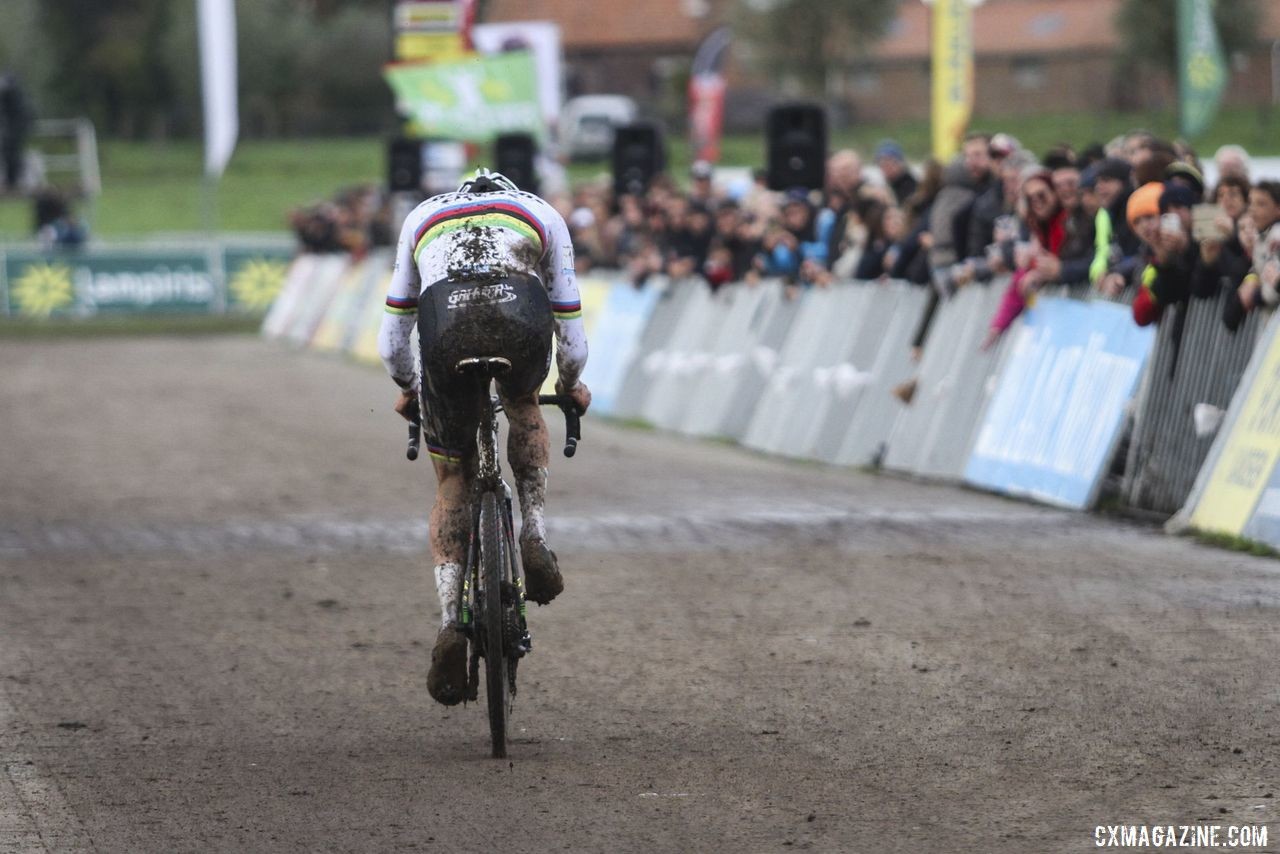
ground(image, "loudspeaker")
xmin=612 ymin=123 xmax=666 ymax=197
xmin=387 ymin=138 xmax=423 ymax=193
xmin=766 ymin=103 xmax=827 ymax=191
xmin=494 ymin=133 xmax=539 ymax=194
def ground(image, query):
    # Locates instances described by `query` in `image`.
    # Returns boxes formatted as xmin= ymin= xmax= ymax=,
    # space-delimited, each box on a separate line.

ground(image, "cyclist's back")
xmin=377 ymin=170 xmax=591 ymax=707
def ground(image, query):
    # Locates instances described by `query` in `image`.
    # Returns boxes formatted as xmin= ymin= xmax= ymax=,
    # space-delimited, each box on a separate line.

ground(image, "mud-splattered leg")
xmin=503 ymin=393 xmax=550 ymax=545
xmin=503 ymin=392 xmax=563 ymax=604
xmin=429 ymin=457 xmax=472 ymax=627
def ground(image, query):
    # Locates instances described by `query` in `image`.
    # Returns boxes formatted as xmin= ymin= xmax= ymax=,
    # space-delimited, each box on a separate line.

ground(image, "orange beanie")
xmin=1127 ymin=181 xmax=1164 ymax=229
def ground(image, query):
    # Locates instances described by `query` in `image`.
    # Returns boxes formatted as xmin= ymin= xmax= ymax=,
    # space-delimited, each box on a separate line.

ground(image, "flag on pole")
xmin=929 ymin=0 xmax=975 ymax=161
xmin=198 ymin=0 xmax=239 ymax=178
xmin=688 ymin=27 xmax=731 ymax=164
xmin=1178 ymin=0 xmax=1228 ymax=138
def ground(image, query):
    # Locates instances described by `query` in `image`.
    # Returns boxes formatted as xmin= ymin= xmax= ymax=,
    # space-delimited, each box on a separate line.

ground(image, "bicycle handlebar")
xmin=537 ymin=394 xmax=583 ymax=458
xmin=406 ymin=398 xmax=421 ymax=461
xmin=403 ymin=395 xmax=581 ymax=461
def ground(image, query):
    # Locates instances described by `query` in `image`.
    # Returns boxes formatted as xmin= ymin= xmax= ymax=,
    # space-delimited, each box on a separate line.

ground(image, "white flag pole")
xmin=198 ymin=0 xmax=238 ymax=232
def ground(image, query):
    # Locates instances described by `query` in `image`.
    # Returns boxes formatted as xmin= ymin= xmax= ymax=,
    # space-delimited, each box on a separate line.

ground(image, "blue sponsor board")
xmin=580 ymin=280 xmax=662 ymax=415
xmin=965 ymin=298 xmax=1155 ymax=509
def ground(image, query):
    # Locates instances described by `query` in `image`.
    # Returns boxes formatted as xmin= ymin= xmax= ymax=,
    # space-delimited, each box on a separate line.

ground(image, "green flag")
xmin=384 ymin=52 xmax=542 ymax=142
xmin=1177 ymin=0 xmax=1228 ymax=138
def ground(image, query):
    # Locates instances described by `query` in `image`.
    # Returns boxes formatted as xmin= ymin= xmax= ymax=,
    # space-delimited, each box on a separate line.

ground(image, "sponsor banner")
xmin=224 ymin=247 xmax=292 ymax=313
xmin=930 ymin=0 xmax=974 ymax=161
xmin=1188 ymin=316 xmax=1280 ymax=538
xmin=384 ymin=52 xmax=542 ymax=142
xmin=965 ymin=298 xmax=1155 ymax=509
xmin=1177 ymin=0 xmax=1227 ymax=138
xmin=580 ymin=279 xmax=663 ymax=415
xmin=6 ymin=250 xmax=218 ymax=317
xmin=539 ymin=275 xmax=610 ymax=395
xmin=394 ymin=0 xmax=473 ymax=62
xmin=472 ymin=22 xmax=563 ymax=129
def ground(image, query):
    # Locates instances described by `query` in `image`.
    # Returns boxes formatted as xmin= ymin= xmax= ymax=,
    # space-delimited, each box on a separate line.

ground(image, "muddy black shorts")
xmin=416 ymin=273 xmax=553 ymax=464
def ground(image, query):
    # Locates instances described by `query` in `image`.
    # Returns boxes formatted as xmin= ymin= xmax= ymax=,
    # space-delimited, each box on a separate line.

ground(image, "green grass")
xmin=0 ymin=137 xmax=384 ymax=239
xmin=0 ymin=314 xmax=263 ymax=338
xmin=0 ymin=104 xmax=1275 ymax=240
xmin=1187 ymin=528 xmax=1280 ymax=558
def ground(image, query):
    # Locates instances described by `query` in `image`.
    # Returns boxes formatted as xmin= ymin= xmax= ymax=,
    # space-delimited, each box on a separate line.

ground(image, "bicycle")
xmin=406 ymin=356 xmax=581 ymax=758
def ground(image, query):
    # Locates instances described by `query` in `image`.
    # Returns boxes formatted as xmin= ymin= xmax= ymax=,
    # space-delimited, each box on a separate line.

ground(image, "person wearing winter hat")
xmin=1164 ymin=161 xmax=1205 ymax=202
xmin=874 ymin=139 xmax=918 ymax=204
xmin=1129 ymin=181 xmax=1198 ymax=326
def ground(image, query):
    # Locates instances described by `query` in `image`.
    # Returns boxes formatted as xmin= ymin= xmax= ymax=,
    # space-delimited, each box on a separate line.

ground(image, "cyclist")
xmin=377 ymin=169 xmax=591 ymax=706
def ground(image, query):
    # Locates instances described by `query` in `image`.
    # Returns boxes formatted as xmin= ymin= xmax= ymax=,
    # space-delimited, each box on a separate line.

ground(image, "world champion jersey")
xmin=377 ymin=189 xmax=588 ymax=391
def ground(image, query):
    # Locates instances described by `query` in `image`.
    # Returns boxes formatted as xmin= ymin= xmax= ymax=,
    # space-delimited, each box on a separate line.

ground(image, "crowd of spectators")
xmin=290 ymin=184 xmax=394 ymax=257
xmin=551 ymin=132 xmax=1274 ymax=343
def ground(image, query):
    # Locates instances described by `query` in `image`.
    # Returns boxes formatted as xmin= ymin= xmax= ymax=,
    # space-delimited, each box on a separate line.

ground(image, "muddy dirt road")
xmin=1 ymin=336 xmax=1277 ymax=852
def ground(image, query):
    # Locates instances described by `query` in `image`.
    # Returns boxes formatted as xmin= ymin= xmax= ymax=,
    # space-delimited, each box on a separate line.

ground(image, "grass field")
xmin=0 ymin=105 xmax=1276 ymax=241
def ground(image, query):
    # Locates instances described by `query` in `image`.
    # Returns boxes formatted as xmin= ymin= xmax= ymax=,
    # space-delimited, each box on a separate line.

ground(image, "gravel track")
xmin=0 ymin=336 xmax=1276 ymax=853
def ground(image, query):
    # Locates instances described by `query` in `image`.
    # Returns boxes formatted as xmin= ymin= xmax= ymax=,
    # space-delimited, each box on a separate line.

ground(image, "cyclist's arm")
xmin=545 ymin=213 xmax=588 ymax=389
xmin=377 ymin=212 xmax=423 ymax=392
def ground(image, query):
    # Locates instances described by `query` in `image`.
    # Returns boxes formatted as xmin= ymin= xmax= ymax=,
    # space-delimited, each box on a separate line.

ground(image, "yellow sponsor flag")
xmin=929 ymin=0 xmax=975 ymax=161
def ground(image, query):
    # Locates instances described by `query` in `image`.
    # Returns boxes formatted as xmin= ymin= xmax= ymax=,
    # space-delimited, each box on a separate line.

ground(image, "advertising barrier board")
xmin=964 ymin=298 xmax=1155 ymax=509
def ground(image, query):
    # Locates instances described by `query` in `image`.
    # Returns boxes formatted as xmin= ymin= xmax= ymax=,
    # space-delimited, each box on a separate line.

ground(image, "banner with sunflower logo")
xmin=2 ymin=245 xmax=292 ymax=318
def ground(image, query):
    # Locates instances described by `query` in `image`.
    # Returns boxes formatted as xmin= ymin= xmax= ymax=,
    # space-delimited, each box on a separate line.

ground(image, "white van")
xmin=558 ymin=95 xmax=639 ymax=161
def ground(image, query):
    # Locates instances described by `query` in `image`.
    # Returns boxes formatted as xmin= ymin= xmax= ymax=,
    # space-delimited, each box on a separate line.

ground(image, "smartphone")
xmin=1160 ymin=212 xmax=1183 ymax=237
xmin=1192 ymin=204 xmax=1226 ymax=241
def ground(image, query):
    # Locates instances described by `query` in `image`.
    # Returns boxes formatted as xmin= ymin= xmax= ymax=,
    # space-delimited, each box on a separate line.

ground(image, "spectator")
xmin=33 ymin=189 xmax=86 ymax=250
xmin=1223 ymin=180 xmax=1280 ymax=331
xmin=1094 ymin=158 xmax=1142 ymax=297
xmin=820 ymin=149 xmax=867 ymax=267
xmin=0 ymin=72 xmax=31 ymax=191
xmin=952 ymin=147 xmax=1035 ymax=287
xmin=1131 ymin=182 xmax=1199 ymax=326
xmin=853 ymin=201 xmax=904 ymax=281
xmin=1214 ymin=144 xmax=1251 ymax=182
xmin=688 ymin=159 xmax=722 ymax=206
xmin=955 ymin=132 xmax=999 ymax=261
xmin=756 ymin=189 xmax=829 ymax=287
xmin=888 ymin=158 xmax=944 ymax=286
xmin=662 ymin=196 xmax=712 ymax=280
xmin=982 ymin=170 xmax=1070 ymax=347
xmin=1164 ymin=161 xmax=1205 ymax=203
xmin=874 ymin=140 xmax=918 ymax=205
xmin=926 ymin=158 xmax=981 ymax=294
xmin=829 ymin=198 xmax=871 ymax=279
xmin=1192 ymin=173 xmax=1252 ymax=301
xmin=1133 ymin=138 xmax=1178 ymax=186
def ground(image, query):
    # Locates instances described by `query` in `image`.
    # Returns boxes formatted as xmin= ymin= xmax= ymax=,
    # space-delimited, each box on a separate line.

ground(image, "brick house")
xmin=482 ymin=0 xmax=1280 ymax=124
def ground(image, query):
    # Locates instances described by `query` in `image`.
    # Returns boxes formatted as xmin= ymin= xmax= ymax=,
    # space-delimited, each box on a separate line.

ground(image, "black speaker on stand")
xmin=387 ymin=137 xmax=423 ymax=193
xmin=611 ymin=123 xmax=666 ymax=197
xmin=765 ymin=103 xmax=827 ymax=191
xmin=494 ymin=133 xmax=539 ymax=194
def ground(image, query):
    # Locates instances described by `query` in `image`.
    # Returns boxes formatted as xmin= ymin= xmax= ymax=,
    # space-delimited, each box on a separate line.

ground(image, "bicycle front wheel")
xmin=479 ymin=491 xmax=510 ymax=758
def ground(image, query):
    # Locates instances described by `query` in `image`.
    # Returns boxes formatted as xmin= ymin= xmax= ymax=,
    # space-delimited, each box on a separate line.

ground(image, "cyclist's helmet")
xmin=458 ymin=167 xmax=520 ymax=195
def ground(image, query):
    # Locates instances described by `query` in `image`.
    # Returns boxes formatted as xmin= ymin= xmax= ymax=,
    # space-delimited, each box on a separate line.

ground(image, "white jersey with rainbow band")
xmin=376 ymin=188 xmax=588 ymax=392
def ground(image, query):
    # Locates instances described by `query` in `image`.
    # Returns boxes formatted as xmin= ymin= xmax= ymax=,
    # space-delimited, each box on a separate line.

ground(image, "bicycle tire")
xmin=479 ymin=491 xmax=509 ymax=759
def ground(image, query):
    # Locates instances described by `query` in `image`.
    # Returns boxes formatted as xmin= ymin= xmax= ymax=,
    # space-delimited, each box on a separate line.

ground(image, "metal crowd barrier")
xmin=1122 ymin=290 xmax=1268 ymax=515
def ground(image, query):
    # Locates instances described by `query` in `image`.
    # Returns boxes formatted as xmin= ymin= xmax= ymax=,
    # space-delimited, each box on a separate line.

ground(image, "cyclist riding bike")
xmin=377 ymin=169 xmax=591 ymax=706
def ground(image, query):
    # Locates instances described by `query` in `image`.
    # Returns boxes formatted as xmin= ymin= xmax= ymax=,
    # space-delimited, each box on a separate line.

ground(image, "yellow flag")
xmin=931 ymin=0 xmax=974 ymax=161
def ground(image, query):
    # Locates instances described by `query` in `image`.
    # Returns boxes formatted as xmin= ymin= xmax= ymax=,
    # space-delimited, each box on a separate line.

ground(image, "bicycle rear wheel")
xmin=479 ymin=491 xmax=510 ymax=758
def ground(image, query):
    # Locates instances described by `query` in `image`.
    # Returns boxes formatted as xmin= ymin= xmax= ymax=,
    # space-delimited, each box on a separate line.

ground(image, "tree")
xmin=39 ymin=0 xmax=180 ymax=138
xmin=736 ymin=0 xmax=899 ymax=96
xmin=1116 ymin=0 xmax=1261 ymax=79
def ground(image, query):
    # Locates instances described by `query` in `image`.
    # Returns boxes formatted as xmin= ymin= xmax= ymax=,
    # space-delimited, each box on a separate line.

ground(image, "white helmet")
xmin=458 ymin=167 xmax=520 ymax=194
